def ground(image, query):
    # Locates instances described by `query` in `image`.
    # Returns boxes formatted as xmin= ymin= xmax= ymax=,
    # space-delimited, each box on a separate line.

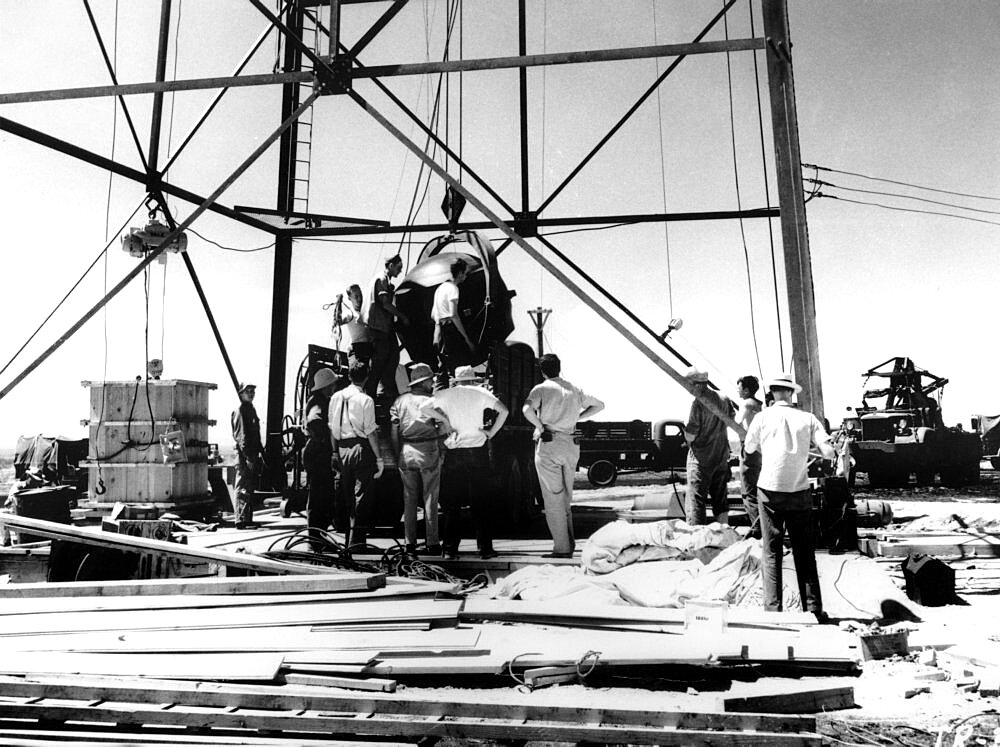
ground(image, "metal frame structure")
xmin=0 ymin=0 xmax=823 ymax=467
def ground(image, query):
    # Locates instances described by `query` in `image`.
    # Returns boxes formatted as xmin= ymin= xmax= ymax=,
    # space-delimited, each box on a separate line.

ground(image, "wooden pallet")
xmin=0 ymin=675 xmax=822 ymax=745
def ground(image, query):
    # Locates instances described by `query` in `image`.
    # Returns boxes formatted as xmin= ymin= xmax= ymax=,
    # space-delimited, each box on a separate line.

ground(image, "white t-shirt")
xmin=338 ymin=305 xmax=370 ymax=344
xmin=744 ymin=402 xmax=833 ymax=492
xmin=432 ymin=281 xmax=459 ymax=323
xmin=428 ymin=385 xmax=501 ymax=449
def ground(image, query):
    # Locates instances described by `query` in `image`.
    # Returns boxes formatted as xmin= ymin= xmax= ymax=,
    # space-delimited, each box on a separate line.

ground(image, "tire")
xmin=915 ymin=469 xmax=935 ymax=487
xmin=940 ymin=466 xmax=963 ymax=488
xmin=965 ymin=462 xmax=981 ymax=485
xmin=587 ymin=459 xmax=618 ymax=488
xmin=991 ymin=457 xmax=1000 ymax=471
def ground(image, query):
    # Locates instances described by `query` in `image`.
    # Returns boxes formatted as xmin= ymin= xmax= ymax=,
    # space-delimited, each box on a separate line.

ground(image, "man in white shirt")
xmin=431 ymin=258 xmax=475 ymax=379
xmin=428 ymin=366 xmax=508 ymax=559
xmin=333 ymin=284 xmax=371 ymax=363
xmin=522 ymin=354 xmax=604 ymax=558
xmin=328 ymin=360 xmax=385 ymax=549
xmin=736 ymin=374 xmax=764 ymax=539
xmin=744 ymin=372 xmax=836 ymax=618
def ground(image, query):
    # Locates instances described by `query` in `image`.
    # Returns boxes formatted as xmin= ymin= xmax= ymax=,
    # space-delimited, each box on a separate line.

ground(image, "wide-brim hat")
xmin=452 ymin=365 xmax=480 ymax=383
xmin=311 ymin=367 xmax=339 ymax=392
xmin=767 ymin=371 xmax=802 ymax=393
xmin=408 ymin=363 xmax=434 ymax=386
xmin=238 ymin=382 xmax=256 ymax=393
xmin=684 ymin=366 xmax=709 ymax=383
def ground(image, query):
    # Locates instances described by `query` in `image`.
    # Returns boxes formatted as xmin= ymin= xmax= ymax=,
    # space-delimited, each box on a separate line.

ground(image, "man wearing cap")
xmin=683 ymin=367 xmax=734 ymax=527
xmin=432 ymin=257 xmax=475 ymax=378
xmin=328 ymin=360 xmax=384 ymax=548
xmin=365 ymin=255 xmax=409 ymax=403
xmin=736 ymin=375 xmax=764 ymax=539
xmin=428 ymin=366 xmax=508 ymax=559
xmin=522 ymin=353 xmax=605 ymax=558
xmin=744 ymin=372 xmax=836 ymax=618
xmin=304 ymin=367 xmax=340 ymax=547
xmin=390 ymin=363 xmax=451 ymax=555
xmin=231 ymin=383 xmax=265 ymax=528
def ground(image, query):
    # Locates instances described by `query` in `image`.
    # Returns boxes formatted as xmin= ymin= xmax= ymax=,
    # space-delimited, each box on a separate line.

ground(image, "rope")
xmin=723 ymin=4 xmax=763 ymax=383
xmin=748 ymin=1 xmax=785 ymax=370
xmin=651 ymin=1 xmax=673 ymax=318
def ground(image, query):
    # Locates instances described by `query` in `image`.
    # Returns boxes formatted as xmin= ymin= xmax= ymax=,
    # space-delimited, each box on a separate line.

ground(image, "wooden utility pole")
xmin=763 ymin=0 xmax=825 ymax=418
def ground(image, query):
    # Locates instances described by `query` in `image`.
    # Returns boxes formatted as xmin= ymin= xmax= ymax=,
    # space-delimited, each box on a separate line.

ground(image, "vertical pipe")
xmin=762 ymin=0 xmax=824 ymax=418
xmin=517 ymin=0 xmax=530 ymax=213
xmin=265 ymin=3 xmax=304 ymax=472
xmin=329 ymin=0 xmax=341 ymax=57
xmin=147 ymin=0 xmax=173 ymax=176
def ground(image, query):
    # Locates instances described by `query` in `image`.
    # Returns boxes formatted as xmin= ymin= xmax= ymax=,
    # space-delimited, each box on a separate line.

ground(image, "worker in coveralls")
xmin=736 ymin=374 xmax=764 ymax=539
xmin=682 ymin=367 xmax=734 ymax=527
xmin=429 ymin=366 xmax=508 ymax=559
xmin=231 ymin=382 xmax=265 ymax=528
xmin=304 ymin=367 xmax=339 ymax=549
xmin=522 ymin=354 xmax=605 ymax=558
xmin=743 ymin=372 xmax=835 ymax=619
xmin=390 ymin=362 xmax=451 ymax=556
xmin=328 ymin=360 xmax=384 ymax=548
xmin=365 ymin=255 xmax=408 ymax=403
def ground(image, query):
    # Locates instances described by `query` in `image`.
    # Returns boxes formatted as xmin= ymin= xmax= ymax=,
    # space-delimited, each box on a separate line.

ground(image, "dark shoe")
xmin=426 ymin=544 xmax=442 ymax=556
xmin=542 ymin=552 xmax=573 ymax=559
xmin=442 ymin=547 xmax=459 ymax=560
xmin=404 ymin=543 xmax=418 ymax=555
xmin=479 ymin=550 xmax=498 ymax=560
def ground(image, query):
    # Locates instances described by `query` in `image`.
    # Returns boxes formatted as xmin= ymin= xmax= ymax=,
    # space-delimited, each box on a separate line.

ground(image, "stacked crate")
xmin=83 ymin=380 xmax=217 ymax=511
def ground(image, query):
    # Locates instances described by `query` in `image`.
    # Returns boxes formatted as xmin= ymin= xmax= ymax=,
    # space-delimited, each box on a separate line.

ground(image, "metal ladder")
xmin=291 ymin=6 xmax=324 ymax=221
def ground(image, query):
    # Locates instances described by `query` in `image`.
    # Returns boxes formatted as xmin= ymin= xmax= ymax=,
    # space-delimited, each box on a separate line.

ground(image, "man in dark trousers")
xmin=683 ymin=367 xmax=734 ymax=526
xmin=232 ymin=382 xmax=265 ymax=528
xmin=736 ymin=374 xmax=764 ymax=539
xmin=744 ymin=372 xmax=836 ymax=619
xmin=304 ymin=367 xmax=339 ymax=549
xmin=428 ymin=366 xmax=508 ymax=559
xmin=365 ymin=254 xmax=408 ymax=404
xmin=431 ymin=257 xmax=475 ymax=378
xmin=328 ymin=360 xmax=384 ymax=548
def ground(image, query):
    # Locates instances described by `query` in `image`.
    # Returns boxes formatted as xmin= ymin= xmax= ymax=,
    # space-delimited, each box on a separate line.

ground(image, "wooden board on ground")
xmin=282 ymin=673 xmax=397 ymax=692
xmin=721 ymin=685 xmax=856 ymax=713
xmin=0 ymin=514 xmax=374 ymax=577
xmin=0 ymin=598 xmax=463 ymax=637
xmin=0 ymin=652 xmax=283 ymax=681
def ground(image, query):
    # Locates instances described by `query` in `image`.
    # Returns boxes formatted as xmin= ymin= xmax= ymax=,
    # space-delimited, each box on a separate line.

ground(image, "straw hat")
xmin=452 ymin=365 xmax=480 ymax=383
xmin=767 ymin=371 xmax=802 ymax=393
xmin=311 ymin=367 xmax=339 ymax=392
xmin=684 ymin=367 xmax=709 ymax=383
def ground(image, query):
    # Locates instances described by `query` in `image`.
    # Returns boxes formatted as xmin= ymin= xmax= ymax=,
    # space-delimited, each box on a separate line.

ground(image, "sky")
xmin=0 ymin=1 xmax=998 ymax=450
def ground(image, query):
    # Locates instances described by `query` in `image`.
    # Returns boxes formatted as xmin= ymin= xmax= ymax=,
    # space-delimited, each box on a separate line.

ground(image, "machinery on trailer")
xmin=841 ymin=357 xmax=981 ymax=488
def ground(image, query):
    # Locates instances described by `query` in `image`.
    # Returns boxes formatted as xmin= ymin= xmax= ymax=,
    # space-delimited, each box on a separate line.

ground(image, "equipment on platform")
xmin=902 ymin=553 xmax=955 ymax=607
xmin=122 ymin=219 xmax=187 ymax=262
xmin=840 ymin=357 xmax=981 ymax=488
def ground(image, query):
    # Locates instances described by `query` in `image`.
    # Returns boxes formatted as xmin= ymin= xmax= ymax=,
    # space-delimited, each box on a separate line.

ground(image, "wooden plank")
xmin=461 ymin=598 xmax=817 ymax=628
xmin=0 ymin=674 xmax=817 ymax=733
xmin=0 ymin=727 xmax=350 ymax=746
xmin=0 ymin=652 xmax=283 ymax=681
xmin=0 ymin=572 xmax=388 ymax=599
xmin=0 ymin=598 xmax=462 ymax=637
xmin=282 ymin=673 xmax=397 ymax=692
xmin=0 ymin=514 xmax=364 ymax=576
xmin=0 ymin=699 xmax=820 ymax=745
xmin=721 ymin=686 xmax=856 ymax=714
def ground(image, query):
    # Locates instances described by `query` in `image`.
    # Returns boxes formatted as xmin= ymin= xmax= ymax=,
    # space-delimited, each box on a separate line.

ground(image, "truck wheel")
xmin=940 ymin=466 xmax=963 ymax=488
xmin=965 ymin=462 xmax=981 ymax=485
xmin=991 ymin=457 xmax=1000 ymax=471
xmin=915 ymin=469 xmax=935 ymax=487
xmin=587 ymin=460 xmax=617 ymax=488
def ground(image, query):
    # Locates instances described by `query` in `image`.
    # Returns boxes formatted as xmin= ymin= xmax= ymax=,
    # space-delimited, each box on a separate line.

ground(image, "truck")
xmin=841 ymin=357 xmax=981 ymax=488
xmin=972 ymin=414 xmax=1000 ymax=471
xmin=575 ymin=419 xmax=688 ymax=487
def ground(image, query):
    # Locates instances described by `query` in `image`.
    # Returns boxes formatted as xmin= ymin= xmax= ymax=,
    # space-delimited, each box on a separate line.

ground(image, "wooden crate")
xmin=88 ymin=421 xmax=209 ymax=464
xmin=87 ymin=463 xmax=208 ymax=504
xmin=84 ymin=380 xmax=216 ymax=423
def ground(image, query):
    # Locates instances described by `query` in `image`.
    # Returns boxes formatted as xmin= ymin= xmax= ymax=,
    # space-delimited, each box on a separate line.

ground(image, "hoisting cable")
xmin=0 ymin=197 xmax=146 ymax=382
xmin=651 ymin=1 xmax=674 ymax=319
xmin=723 ymin=3 xmax=763 ymax=383
xmin=748 ymin=0 xmax=785 ymax=369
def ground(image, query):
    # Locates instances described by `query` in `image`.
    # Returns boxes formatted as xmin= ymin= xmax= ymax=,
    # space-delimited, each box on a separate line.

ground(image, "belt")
xmin=336 ymin=436 xmax=366 ymax=447
xmin=402 ymin=434 xmax=443 ymax=443
xmin=436 ymin=318 xmax=455 ymax=326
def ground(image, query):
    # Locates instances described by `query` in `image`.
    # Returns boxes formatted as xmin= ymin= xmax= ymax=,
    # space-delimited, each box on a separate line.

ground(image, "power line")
xmin=189 ymin=228 xmax=275 ymax=252
xmin=813 ymin=193 xmax=1000 ymax=228
xmin=804 ymin=163 xmax=1000 ymax=203
xmin=805 ymin=177 xmax=1000 ymax=216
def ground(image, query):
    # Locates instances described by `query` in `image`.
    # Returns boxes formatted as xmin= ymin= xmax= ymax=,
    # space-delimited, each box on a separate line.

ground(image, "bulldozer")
xmin=840 ymin=357 xmax=981 ymax=488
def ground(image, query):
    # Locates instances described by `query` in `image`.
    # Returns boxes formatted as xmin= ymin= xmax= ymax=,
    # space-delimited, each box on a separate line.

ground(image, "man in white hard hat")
xmin=682 ymin=367 xmax=734 ymax=527
xmin=744 ymin=372 xmax=836 ymax=620
xmin=304 ymin=367 xmax=340 ymax=548
xmin=428 ymin=365 xmax=508 ymax=559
